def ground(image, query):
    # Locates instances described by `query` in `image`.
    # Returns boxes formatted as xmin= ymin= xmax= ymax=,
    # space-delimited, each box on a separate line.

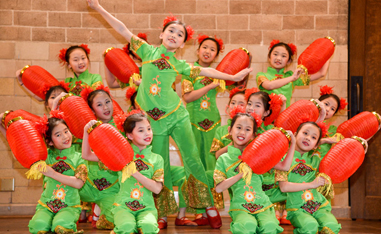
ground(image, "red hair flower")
xmin=317 ymin=121 xmax=329 ymax=138
xmin=50 ymin=110 xmax=65 ymax=119
xmin=229 ymin=87 xmax=245 ymax=99
xmin=244 ymin=87 xmax=260 ymax=101
xmin=229 ymin=105 xmax=246 ymax=119
xmin=40 ymin=84 xmax=52 ymax=97
xmin=185 ymin=25 xmax=194 ymax=42
xmin=137 ymin=33 xmax=148 ymax=42
xmin=264 ymin=93 xmax=283 ymax=126
xmin=80 ymin=44 xmax=90 ymax=55
xmin=320 ymin=85 xmax=334 ymax=96
xmin=126 ymin=87 xmax=137 ymax=100
xmin=58 ymin=48 xmax=67 ymax=65
xmin=33 ymin=114 xmax=49 ymax=137
xmin=197 ymin=34 xmax=224 ymax=52
xmin=163 ymin=14 xmax=178 ymax=27
xmin=80 ymin=87 xmax=94 ymax=101
xmin=59 ymin=81 xmax=70 ymax=92
xmin=95 ymin=84 xmax=111 ymax=95
xmin=288 ymin=43 xmax=297 ymax=57
xmin=250 ymin=112 xmax=263 ymax=127
xmin=114 ymin=110 xmax=145 ymax=133
xmin=269 ymin=39 xmax=280 ymax=50
xmin=339 ymin=98 xmax=348 ymax=111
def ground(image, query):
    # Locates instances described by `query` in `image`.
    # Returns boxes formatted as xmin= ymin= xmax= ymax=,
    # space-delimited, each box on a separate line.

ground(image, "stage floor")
xmin=1 ymin=217 xmax=381 ymax=233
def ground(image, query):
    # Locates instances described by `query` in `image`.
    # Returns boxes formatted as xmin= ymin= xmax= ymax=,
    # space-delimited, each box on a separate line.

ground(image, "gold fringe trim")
xmin=191 ymin=119 xmax=221 ymax=132
xmin=96 ymin=214 xmax=115 ymax=230
xmin=211 ymin=188 xmax=224 ymax=209
xmin=26 ymin=160 xmax=47 ymax=180
xmin=185 ymin=174 xmax=212 ymax=208
xmin=230 ymin=203 xmax=274 ymax=215
xmin=238 ymin=161 xmax=252 ymax=185
xmin=213 ymin=79 xmax=226 ymax=92
xmin=128 ymin=73 xmax=141 ymax=89
xmin=210 ymin=138 xmax=224 ymax=153
xmin=121 ymin=161 xmax=137 ymax=183
xmin=297 ymin=65 xmax=311 ymax=86
xmin=320 ymin=226 xmax=335 ymax=234
xmin=316 ymin=173 xmax=334 ymax=199
xmin=153 ymin=185 xmax=179 ymax=218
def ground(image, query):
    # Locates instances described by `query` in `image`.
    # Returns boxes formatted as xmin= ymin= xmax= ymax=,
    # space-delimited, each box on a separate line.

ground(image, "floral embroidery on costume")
xmin=152 ymin=54 xmax=171 ymax=70
xmin=199 ymin=95 xmax=211 ymax=111
xmin=200 ymin=77 xmax=213 ymax=86
xmin=149 ymin=76 xmax=161 ymax=96
xmin=53 ymin=187 xmax=67 ymax=200
xmin=301 ymin=190 xmax=314 ymax=202
xmin=134 ymin=159 xmax=149 ymax=172
xmin=70 ymin=81 xmax=86 ymax=96
xmin=130 ymin=182 xmax=144 ymax=200
xmin=291 ymin=162 xmax=313 ymax=176
xmin=242 ymin=203 xmax=264 ymax=213
xmin=146 ymin=107 xmax=166 ymax=120
xmin=125 ymin=200 xmax=146 ymax=211
xmin=198 ymin=119 xmax=214 ymax=130
xmin=52 ymin=161 xmax=71 ymax=174
xmin=300 ymin=200 xmax=322 ymax=214
xmin=46 ymin=199 xmax=68 ymax=213
xmin=262 ymin=184 xmax=275 ymax=191
xmin=93 ymin=178 xmax=112 ymax=191
xmin=243 ymin=185 xmax=257 ymax=203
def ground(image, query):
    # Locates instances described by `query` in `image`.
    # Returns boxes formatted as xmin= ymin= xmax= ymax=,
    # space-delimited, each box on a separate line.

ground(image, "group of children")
xmin=1 ymin=0 xmax=378 ymax=233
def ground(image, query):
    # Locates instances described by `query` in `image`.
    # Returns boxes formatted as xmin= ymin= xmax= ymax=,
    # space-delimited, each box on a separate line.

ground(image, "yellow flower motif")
xmin=131 ymin=188 xmax=143 ymax=200
xmin=301 ymin=190 xmax=314 ymax=201
xmin=149 ymin=83 xmax=160 ymax=96
xmin=244 ymin=190 xmax=255 ymax=203
xmin=54 ymin=188 xmax=66 ymax=200
xmin=200 ymin=95 xmax=211 ymax=110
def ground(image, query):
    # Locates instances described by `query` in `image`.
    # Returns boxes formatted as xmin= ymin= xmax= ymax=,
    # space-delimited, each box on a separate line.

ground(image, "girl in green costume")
xmin=80 ymin=86 xmax=126 ymax=229
xmin=279 ymin=121 xmax=341 ymax=234
xmin=214 ymin=113 xmax=295 ymax=234
xmin=256 ymin=40 xmax=331 ymax=107
xmin=84 ymin=112 xmax=164 ymax=234
xmin=28 ymin=117 xmax=88 ymax=234
xmin=86 ymin=0 xmax=252 ymax=229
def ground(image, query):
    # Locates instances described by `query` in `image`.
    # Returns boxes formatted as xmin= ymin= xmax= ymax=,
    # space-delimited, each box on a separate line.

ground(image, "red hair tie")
xmin=95 ymin=84 xmax=111 ymax=95
xmin=229 ymin=87 xmax=245 ymax=99
xmin=137 ymin=33 xmax=148 ymax=42
xmin=317 ymin=121 xmax=329 ymax=138
xmin=50 ymin=110 xmax=65 ymax=120
xmin=114 ymin=110 xmax=145 ymax=133
xmin=250 ymin=112 xmax=263 ymax=127
xmin=229 ymin=105 xmax=246 ymax=119
xmin=79 ymin=44 xmax=90 ymax=55
xmin=162 ymin=14 xmax=193 ymax=42
xmin=320 ymin=85 xmax=334 ymax=96
xmin=80 ymin=87 xmax=94 ymax=102
xmin=163 ymin=13 xmax=178 ymax=27
xmin=269 ymin=39 xmax=297 ymax=56
xmin=33 ymin=114 xmax=49 ymax=137
xmin=58 ymin=48 xmax=67 ymax=65
xmin=197 ymin=34 xmax=225 ymax=53
xmin=126 ymin=87 xmax=137 ymax=100
xmin=244 ymin=87 xmax=259 ymax=101
xmin=339 ymin=98 xmax=348 ymax=111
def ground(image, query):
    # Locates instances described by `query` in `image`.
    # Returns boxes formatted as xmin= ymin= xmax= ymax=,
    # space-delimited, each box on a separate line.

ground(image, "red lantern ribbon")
xmin=136 ymin=154 xmax=145 ymax=159
xmin=295 ymin=158 xmax=306 ymax=163
xmin=56 ymin=156 xmax=67 ymax=160
xmin=161 ymin=54 xmax=170 ymax=60
xmin=238 ymin=155 xmax=242 ymax=160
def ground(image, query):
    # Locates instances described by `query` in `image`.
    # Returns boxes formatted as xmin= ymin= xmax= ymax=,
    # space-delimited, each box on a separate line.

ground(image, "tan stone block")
xmin=0 ymin=60 xmax=15 ymax=78
xmin=15 ymin=42 xmax=49 ymax=60
xmin=0 ymin=96 xmax=32 ymax=112
xmin=230 ymin=1 xmax=261 ymax=14
xmin=30 ymin=60 xmax=66 ymax=80
xmin=48 ymin=43 xmax=72 ymax=61
xmin=32 ymin=28 xmax=65 ymax=42
xmin=312 ymin=80 xmax=347 ymax=98
xmin=328 ymin=30 xmax=347 ymax=45
xmin=13 ymin=158 xmax=25 ymax=169
xmin=68 ymin=0 xmax=94 ymax=12
xmin=185 ymin=15 xmax=216 ymax=30
xmin=131 ymin=29 xmax=162 ymax=46
xmin=82 ymin=13 xmax=114 ymax=29
xmin=230 ymin=31 xmax=261 ymax=44
xmin=99 ymin=28 xmax=127 ymax=44
xmin=102 ymin=0 xmax=133 ymax=13
xmin=250 ymin=15 xmax=281 ymax=30
xmin=88 ymin=61 xmax=100 ymax=75
xmin=283 ymin=16 xmax=314 ymax=30
xmin=88 ymin=43 xmax=114 ymax=63
xmin=328 ymin=62 xmax=347 ymax=80
xmin=165 ymin=0 xmax=196 ymax=13
xmin=193 ymin=30 xmax=229 ymax=45
xmin=262 ymin=1 xmax=294 ymax=15
xmin=296 ymin=30 xmax=329 ymax=45
xmin=331 ymin=45 xmax=348 ymax=62
xmin=30 ymin=99 xmax=47 ymax=116
xmin=67 ymin=28 xmax=100 ymax=43
xmin=220 ymin=114 xmax=229 ymax=126
xmin=49 ymin=12 xmax=81 ymax=28
xmin=13 ymin=169 xmax=29 ymax=187
xmin=196 ymin=0 xmax=228 ymax=14
xmin=0 ymin=151 xmax=13 ymax=169
xmin=32 ymin=0 xmax=65 ymax=11
xmin=12 ymin=186 xmax=43 ymax=204
xmin=316 ymin=15 xmax=348 ymax=30
xmin=293 ymin=85 xmax=312 ymax=98
xmin=296 ymin=1 xmax=327 ymax=15
xmin=0 ymin=26 xmax=31 ymax=41
xmin=176 ymin=44 xmax=198 ymax=61
xmin=150 ymin=14 xmax=172 ymax=29
xmin=0 ymin=10 xmax=12 ymax=25
xmin=263 ymin=30 xmax=296 ymax=45
xmin=329 ymin=0 xmax=348 ymax=15
xmin=247 ymin=45 xmax=269 ymax=63
xmin=0 ymin=0 xmax=31 ymax=10
xmin=14 ymin=11 xmax=47 ymax=27
xmin=29 ymin=178 xmax=43 ymax=187
xmin=0 ymin=78 xmax=14 ymax=95
xmin=331 ymin=187 xmax=349 ymax=206
xmin=0 ymin=192 xmax=11 ymax=204
xmin=216 ymin=97 xmax=229 ymax=114
xmin=217 ymin=15 xmax=248 ymax=30
xmin=116 ymin=14 xmax=149 ymax=29
xmin=134 ymin=0 xmax=165 ymax=13
xmin=0 ymin=42 xmax=15 ymax=59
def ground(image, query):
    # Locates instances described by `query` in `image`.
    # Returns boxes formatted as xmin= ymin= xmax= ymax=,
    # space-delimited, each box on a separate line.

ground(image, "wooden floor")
xmin=1 ymin=216 xmax=381 ymax=233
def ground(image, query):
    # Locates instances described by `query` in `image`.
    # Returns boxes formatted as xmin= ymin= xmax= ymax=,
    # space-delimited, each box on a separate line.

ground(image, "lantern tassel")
xmin=238 ymin=162 xmax=252 ymax=185
xmin=316 ymin=172 xmax=334 ymax=199
xmin=213 ymin=79 xmax=226 ymax=92
xmin=297 ymin=65 xmax=311 ymax=86
xmin=26 ymin=160 xmax=47 ymax=180
xmin=129 ymin=73 xmax=141 ymax=89
xmin=121 ymin=161 xmax=137 ymax=183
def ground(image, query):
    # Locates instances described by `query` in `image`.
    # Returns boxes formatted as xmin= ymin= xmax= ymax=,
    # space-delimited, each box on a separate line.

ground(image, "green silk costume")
xmin=64 ymin=69 xmax=103 ymax=96
xmin=112 ymin=144 xmax=164 ymax=234
xmin=29 ymin=145 xmax=87 ymax=234
xmin=214 ymin=146 xmax=283 ymax=234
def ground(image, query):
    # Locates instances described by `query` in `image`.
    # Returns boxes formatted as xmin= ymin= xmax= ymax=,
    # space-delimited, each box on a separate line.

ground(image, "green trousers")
xmin=230 ymin=208 xmax=283 ymax=234
xmin=112 ymin=207 xmax=159 ymax=234
xmin=288 ymin=207 xmax=341 ymax=234
xmin=191 ymin=125 xmax=219 ymax=171
xmin=28 ymin=206 xmax=80 ymax=234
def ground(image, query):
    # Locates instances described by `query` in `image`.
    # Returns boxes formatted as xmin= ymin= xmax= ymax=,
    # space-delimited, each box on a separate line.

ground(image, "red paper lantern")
xmin=216 ymin=48 xmax=250 ymax=86
xmin=20 ymin=65 xmax=60 ymax=100
xmin=319 ymin=137 xmax=366 ymax=184
xmin=298 ymin=37 xmax=335 ymax=78
xmin=6 ymin=117 xmax=47 ymax=179
xmin=337 ymin=111 xmax=380 ymax=139
xmin=104 ymin=47 xmax=140 ymax=84
xmin=59 ymin=94 xmax=96 ymax=139
xmin=274 ymin=99 xmax=321 ymax=133
xmin=241 ymin=128 xmax=291 ymax=175
xmin=88 ymin=121 xmax=135 ymax=182
xmin=112 ymin=99 xmax=124 ymax=116
xmin=2 ymin=110 xmax=42 ymax=130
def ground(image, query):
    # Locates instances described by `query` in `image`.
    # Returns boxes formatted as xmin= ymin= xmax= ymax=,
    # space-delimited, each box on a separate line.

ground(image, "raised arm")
xmin=273 ymin=130 xmax=295 ymax=171
xmin=16 ymin=69 xmax=43 ymax=101
xmin=132 ymin=171 xmax=163 ymax=194
xmin=199 ymin=67 xmax=253 ymax=83
xmin=310 ymin=58 xmax=331 ymax=81
xmin=104 ymin=64 xmax=121 ymax=88
xmin=82 ymin=120 xmax=100 ymax=162
xmin=87 ymin=0 xmax=133 ymax=42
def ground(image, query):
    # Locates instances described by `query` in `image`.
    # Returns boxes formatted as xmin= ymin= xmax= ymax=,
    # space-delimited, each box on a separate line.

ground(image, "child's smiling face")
xmin=160 ymin=24 xmax=186 ymax=52
xmin=295 ymin=123 xmax=320 ymax=153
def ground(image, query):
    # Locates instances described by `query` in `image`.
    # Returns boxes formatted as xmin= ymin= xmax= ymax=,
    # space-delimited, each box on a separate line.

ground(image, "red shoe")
xmin=205 ymin=207 xmax=222 ymax=229
xmin=192 ymin=216 xmax=209 ymax=226
xmin=275 ymin=214 xmax=281 ymax=222
xmin=280 ymin=218 xmax=291 ymax=225
xmin=158 ymin=218 xmax=167 ymax=229
xmin=91 ymin=220 xmax=97 ymax=229
xmin=175 ymin=217 xmax=198 ymax=226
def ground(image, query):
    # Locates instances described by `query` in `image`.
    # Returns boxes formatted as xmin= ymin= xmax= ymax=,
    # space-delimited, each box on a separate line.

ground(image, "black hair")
xmin=87 ymin=90 xmax=112 ymax=110
xmin=268 ymin=42 xmax=294 ymax=63
xmin=295 ymin=121 xmax=323 ymax=144
xmin=230 ymin=113 xmax=258 ymax=136
xmin=123 ymin=113 xmax=149 ymax=134
xmin=198 ymin=38 xmax=221 ymax=56
xmin=228 ymin=90 xmax=246 ymax=105
xmin=319 ymin=94 xmax=340 ymax=115
xmin=65 ymin=45 xmax=90 ymax=63
xmin=130 ymin=92 xmax=138 ymax=110
xmin=44 ymin=86 xmax=66 ymax=111
xmin=163 ymin=20 xmax=188 ymax=43
xmin=247 ymin=91 xmax=272 ymax=118
xmin=45 ymin=118 xmax=70 ymax=147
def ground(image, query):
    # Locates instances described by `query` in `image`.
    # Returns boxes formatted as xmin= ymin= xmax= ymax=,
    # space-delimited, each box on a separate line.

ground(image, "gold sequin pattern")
xmin=153 ymin=185 xmax=179 ymax=218
xmin=210 ymin=138 xmax=224 ymax=153
xmin=189 ymin=66 xmax=202 ymax=79
xmin=91 ymin=81 xmax=103 ymax=89
xmin=274 ymin=169 xmax=288 ymax=183
xmin=181 ymin=79 xmax=194 ymax=95
xmin=130 ymin=36 xmax=145 ymax=53
xmin=75 ymin=164 xmax=88 ymax=184
xmin=213 ymin=169 xmax=227 ymax=185
xmin=211 ymin=188 xmax=224 ymax=209
xmin=185 ymin=174 xmax=212 ymax=208
xmin=257 ymin=75 xmax=268 ymax=87
xmin=320 ymin=226 xmax=335 ymax=234
xmin=96 ymin=214 xmax=115 ymax=230
xmin=152 ymin=169 xmax=164 ymax=184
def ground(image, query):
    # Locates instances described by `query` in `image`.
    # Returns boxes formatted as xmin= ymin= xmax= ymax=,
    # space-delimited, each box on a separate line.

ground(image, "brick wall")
xmin=0 ymin=0 xmax=349 ymax=216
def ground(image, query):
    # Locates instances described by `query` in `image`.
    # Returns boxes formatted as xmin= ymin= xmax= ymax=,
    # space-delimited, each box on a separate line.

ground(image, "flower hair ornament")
xmin=80 ymin=85 xmax=111 ymax=102
xmin=123 ymin=32 xmax=148 ymax=53
xmin=319 ymin=85 xmax=348 ymax=111
xmin=162 ymin=14 xmax=194 ymax=42
xmin=114 ymin=110 xmax=145 ymax=133
xmin=269 ymin=39 xmax=297 ymax=57
xmin=126 ymin=86 xmax=137 ymax=100
xmin=229 ymin=87 xmax=245 ymax=99
xmin=264 ymin=93 xmax=283 ymax=126
xmin=317 ymin=121 xmax=329 ymax=138
xmin=197 ymin=34 xmax=224 ymax=53
xmin=229 ymin=105 xmax=246 ymax=119
xmin=244 ymin=87 xmax=260 ymax=101
xmin=33 ymin=114 xmax=49 ymax=138
xmin=39 ymin=81 xmax=70 ymax=99
xmin=250 ymin=112 xmax=263 ymax=128
xmin=58 ymin=44 xmax=91 ymax=65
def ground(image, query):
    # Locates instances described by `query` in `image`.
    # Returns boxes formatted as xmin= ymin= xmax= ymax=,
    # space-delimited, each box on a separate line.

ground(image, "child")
xmin=279 ymin=121 xmax=342 ymax=234
xmin=83 ymin=111 xmax=164 ymax=234
xmin=257 ymin=40 xmax=331 ymax=107
xmin=211 ymin=88 xmax=247 ymax=159
xmin=28 ymin=116 xmax=87 ymax=233
xmin=79 ymin=86 xmax=123 ymax=229
xmin=214 ymin=113 xmax=295 ymax=234
xmin=86 ymin=0 xmax=252 ymax=227
xmin=59 ymin=44 xmax=103 ymax=95
xmin=182 ymin=34 xmax=224 ymax=171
